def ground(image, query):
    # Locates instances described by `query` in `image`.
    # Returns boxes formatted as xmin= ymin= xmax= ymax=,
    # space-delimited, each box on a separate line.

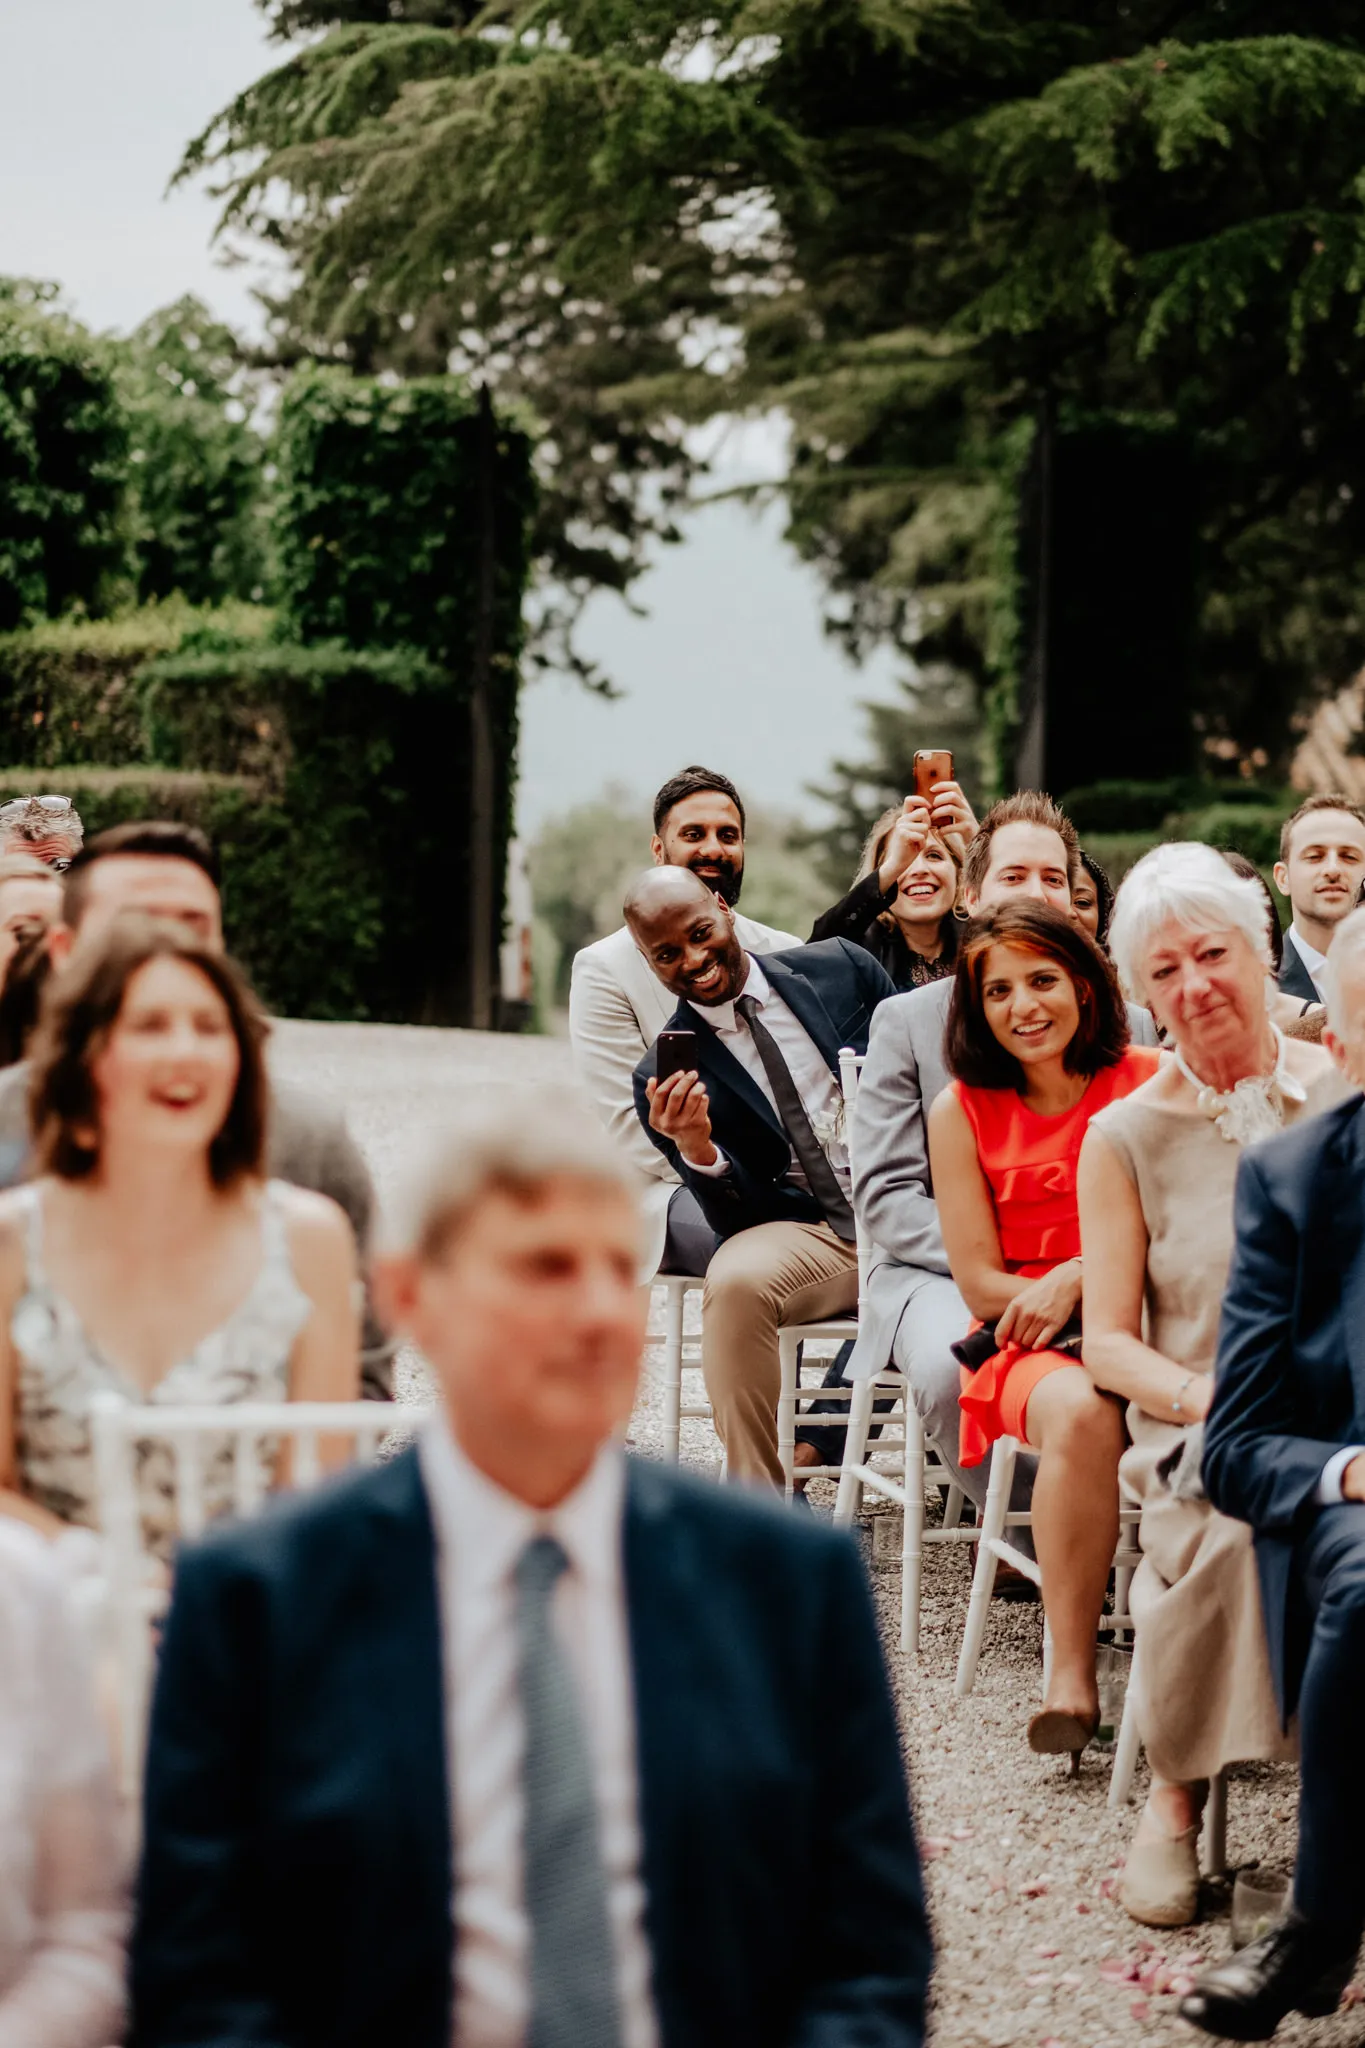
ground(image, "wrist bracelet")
xmin=1173 ymin=1372 xmax=1195 ymax=1416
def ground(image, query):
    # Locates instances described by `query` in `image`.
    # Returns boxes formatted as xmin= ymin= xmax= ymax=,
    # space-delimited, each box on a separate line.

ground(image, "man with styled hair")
xmin=570 ymin=767 xmax=799 ymax=1280
xmin=1272 ymin=793 xmax=1365 ymax=1004
xmin=1183 ymin=905 xmax=1365 ymax=2037
xmin=130 ymin=1089 xmax=932 ymax=2048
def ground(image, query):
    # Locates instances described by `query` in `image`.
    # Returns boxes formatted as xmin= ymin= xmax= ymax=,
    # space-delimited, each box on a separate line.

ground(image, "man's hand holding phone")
xmin=646 ymin=1070 xmax=719 ymax=1169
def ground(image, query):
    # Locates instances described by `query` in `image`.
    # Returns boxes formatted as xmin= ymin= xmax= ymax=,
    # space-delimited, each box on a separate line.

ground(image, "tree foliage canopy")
xmin=191 ymin=3 xmax=1365 ymax=798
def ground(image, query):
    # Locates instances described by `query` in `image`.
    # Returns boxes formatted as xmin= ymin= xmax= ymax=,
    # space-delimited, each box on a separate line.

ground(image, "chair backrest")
xmin=90 ymin=1392 xmax=432 ymax=1797
xmin=838 ymin=1048 xmax=873 ymax=1305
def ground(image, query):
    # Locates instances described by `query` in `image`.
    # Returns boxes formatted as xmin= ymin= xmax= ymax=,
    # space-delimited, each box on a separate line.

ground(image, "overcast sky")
xmin=0 ymin=0 xmax=905 ymax=839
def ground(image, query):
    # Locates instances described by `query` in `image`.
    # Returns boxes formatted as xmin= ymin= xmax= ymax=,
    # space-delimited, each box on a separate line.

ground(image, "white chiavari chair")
xmin=90 ymin=1392 xmax=429 ymax=1797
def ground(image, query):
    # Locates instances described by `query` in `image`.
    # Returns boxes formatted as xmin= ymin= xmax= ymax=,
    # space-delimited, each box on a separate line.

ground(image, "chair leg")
xmin=1203 ymin=1769 xmax=1228 ymax=1877
xmin=955 ymin=1437 xmax=1016 ymax=1698
xmin=661 ymin=1283 xmax=684 ymax=1465
xmin=834 ymin=1378 xmax=876 ymax=1525
xmin=778 ymin=1331 xmax=800 ymax=1501
xmin=1108 ymin=1639 xmax=1144 ymax=1810
xmin=902 ymin=1400 xmax=926 ymax=1655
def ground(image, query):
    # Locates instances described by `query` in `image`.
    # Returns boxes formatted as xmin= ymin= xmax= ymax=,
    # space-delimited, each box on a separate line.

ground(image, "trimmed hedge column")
xmin=273 ymin=368 xmax=534 ymax=1026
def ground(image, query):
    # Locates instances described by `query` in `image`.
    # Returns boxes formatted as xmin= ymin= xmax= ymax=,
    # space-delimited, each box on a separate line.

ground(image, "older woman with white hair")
xmin=1076 ymin=842 xmax=1346 ymax=1928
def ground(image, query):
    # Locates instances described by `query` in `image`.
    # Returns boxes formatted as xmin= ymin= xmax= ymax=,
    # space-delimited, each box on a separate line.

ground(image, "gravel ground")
xmin=271 ymin=1018 xmax=1358 ymax=2048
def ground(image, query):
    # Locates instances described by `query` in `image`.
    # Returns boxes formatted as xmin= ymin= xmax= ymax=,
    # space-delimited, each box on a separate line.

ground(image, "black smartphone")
xmin=655 ymin=1029 xmax=699 ymax=1083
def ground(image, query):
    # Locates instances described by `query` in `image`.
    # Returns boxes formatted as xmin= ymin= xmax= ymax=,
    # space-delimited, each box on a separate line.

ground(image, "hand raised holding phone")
xmin=912 ymin=749 xmax=977 ymax=859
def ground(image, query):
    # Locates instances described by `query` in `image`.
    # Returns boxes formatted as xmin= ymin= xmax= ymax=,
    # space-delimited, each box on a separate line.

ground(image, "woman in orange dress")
xmin=928 ymin=901 xmax=1159 ymax=1761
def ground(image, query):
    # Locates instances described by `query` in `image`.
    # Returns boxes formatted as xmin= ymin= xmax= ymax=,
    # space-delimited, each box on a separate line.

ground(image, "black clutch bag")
xmin=951 ymin=1315 xmax=1084 ymax=1373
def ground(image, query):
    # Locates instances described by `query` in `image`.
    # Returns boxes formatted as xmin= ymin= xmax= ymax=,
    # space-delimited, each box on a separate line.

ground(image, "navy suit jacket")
xmin=1204 ymin=1093 xmax=1365 ymax=1720
xmin=1276 ymin=931 xmax=1319 ymax=1006
xmin=130 ymin=1447 xmax=930 ymax=2048
xmin=633 ymin=939 xmax=896 ymax=1241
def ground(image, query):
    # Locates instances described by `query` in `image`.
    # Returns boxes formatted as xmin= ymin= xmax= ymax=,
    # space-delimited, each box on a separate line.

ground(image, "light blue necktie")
xmin=515 ymin=1534 xmax=624 ymax=2048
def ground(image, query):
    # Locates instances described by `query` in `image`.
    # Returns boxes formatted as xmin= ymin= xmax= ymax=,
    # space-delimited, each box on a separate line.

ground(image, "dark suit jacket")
xmin=1276 ymin=929 xmax=1320 ymax=1006
xmin=1204 ymin=1093 xmax=1365 ymax=1719
xmin=130 ymin=1448 xmax=931 ymax=2048
xmin=632 ymin=939 xmax=896 ymax=1241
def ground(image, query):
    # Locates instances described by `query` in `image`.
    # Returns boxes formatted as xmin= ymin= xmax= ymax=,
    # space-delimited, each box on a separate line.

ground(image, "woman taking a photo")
xmin=1078 ymin=843 xmax=1343 ymax=1927
xmin=811 ymin=780 xmax=974 ymax=991
xmin=929 ymin=902 xmax=1159 ymax=1763
xmin=0 ymin=917 xmax=360 ymax=1554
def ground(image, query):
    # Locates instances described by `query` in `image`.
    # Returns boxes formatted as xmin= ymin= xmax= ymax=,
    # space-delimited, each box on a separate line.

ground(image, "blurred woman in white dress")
xmin=0 ymin=1518 xmax=125 ymax=2046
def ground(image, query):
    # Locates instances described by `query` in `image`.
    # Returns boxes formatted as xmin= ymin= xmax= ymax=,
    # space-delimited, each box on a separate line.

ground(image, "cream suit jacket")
xmin=570 ymin=911 xmax=801 ymax=1275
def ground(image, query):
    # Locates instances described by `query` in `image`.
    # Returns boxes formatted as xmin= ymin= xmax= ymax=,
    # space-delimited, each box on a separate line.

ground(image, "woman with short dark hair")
xmin=929 ymin=902 xmax=1159 ymax=1765
xmin=0 ymin=918 xmax=360 ymax=1553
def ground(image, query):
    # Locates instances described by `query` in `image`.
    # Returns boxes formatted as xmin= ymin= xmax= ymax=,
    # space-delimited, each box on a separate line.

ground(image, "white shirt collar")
xmin=687 ymin=952 xmax=767 ymax=1034
xmin=1288 ymin=923 xmax=1329 ymax=977
xmin=419 ymin=1408 xmax=625 ymax=1595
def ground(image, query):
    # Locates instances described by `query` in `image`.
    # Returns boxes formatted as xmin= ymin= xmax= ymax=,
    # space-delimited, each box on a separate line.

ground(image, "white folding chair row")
xmin=90 ymin=1391 xmax=430 ymax=1798
xmin=775 ymin=1047 xmax=868 ymax=1497
xmin=827 ymin=1048 xmax=974 ymax=1653
xmin=656 ymin=1272 xmax=710 ymax=1463
xmin=953 ymin=1431 xmax=1141 ymax=1699
xmin=1107 ymin=1631 xmax=1229 ymax=1875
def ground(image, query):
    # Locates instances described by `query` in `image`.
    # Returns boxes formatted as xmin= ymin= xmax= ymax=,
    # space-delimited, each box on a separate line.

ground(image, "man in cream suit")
xmin=570 ymin=766 xmax=799 ymax=1278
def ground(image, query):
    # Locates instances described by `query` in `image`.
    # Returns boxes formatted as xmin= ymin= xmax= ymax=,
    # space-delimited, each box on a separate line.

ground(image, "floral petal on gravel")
xmin=1169 ymin=1974 xmax=1196 ymax=1997
xmin=1035 ymin=1946 xmax=1061 ymax=1959
xmin=922 ymin=1838 xmax=953 ymax=1860
xmin=1174 ymin=1950 xmax=1203 ymax=1968
xmin=951 ymin=1826 xmax=976 ymax=1841
xmin=1099 ymin=1957 xmax=1141 ymax=1984
xmin=1057 ymin=1973 xmax=1083 ymax=1989
xmin=1019 ymin=1879 xmax=1050 ymax=1897
xmin=1024 ymin=1973 xmax=1052 ymax=1988
xmin=1130 ymin=1997 xmax=1151 ymax=2020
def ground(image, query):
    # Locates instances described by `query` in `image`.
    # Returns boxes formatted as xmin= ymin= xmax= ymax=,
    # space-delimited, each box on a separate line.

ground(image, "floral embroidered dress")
xmin=13 ymin=1181 xmax=312 ymax=1556
xmin=956 ymin=1045 xmax=1160 ymax=1467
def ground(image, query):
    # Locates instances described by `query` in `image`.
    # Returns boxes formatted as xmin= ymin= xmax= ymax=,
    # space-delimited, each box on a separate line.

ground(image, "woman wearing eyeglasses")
xmin=0 ymin=795 xmax=83 ymax=875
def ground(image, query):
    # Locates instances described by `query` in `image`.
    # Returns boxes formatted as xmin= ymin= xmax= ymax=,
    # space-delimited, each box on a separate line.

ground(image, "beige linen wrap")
xmin=1088 ymin=1082 xmax=1343 ymax=1784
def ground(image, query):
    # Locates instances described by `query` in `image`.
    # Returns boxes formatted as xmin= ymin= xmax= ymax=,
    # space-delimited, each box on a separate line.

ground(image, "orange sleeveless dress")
xmin=956 ymin=1045 xmax=1160 ymax=1467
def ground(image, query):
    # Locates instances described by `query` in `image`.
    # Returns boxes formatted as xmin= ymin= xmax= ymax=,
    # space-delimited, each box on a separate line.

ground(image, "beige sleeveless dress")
xmin=1090 ymin=1076 xmax=1345 ymax=1784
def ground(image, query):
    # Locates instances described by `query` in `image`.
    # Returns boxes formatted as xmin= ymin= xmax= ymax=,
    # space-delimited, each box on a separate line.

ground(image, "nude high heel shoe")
xmin=1118 ymin=1824 xmax=1201 ymax=1928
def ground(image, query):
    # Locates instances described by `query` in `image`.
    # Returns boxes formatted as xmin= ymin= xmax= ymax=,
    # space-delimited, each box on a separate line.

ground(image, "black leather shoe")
xmin=1179 ymin=1911 xmax=1357 ymax=2040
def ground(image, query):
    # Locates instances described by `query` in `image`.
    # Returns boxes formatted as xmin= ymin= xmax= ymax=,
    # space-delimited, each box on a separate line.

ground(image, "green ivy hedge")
xmin=0 ymin=608 xmax=515 ymax=1021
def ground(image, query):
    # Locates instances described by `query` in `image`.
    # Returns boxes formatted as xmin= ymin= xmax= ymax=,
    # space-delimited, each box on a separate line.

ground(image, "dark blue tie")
xmin=515 ymin=1534 xmax=624 ymax=2048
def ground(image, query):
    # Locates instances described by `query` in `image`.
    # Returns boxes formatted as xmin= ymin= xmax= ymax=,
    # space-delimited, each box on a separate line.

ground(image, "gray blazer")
xmin=849 ymin=979 xmax=1158 ymax=1378
xmin=0 ymin=1062 xmax=394 ymax=1400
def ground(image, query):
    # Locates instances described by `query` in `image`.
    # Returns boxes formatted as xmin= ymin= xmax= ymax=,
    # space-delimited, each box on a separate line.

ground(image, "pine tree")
xmin=187 ymin=4 xmax=1365 ymax=782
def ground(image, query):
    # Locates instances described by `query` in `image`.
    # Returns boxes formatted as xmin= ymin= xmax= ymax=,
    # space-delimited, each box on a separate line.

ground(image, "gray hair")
xmin=1321 ymin=906 xmax=1365 ymax=1031
xmin=379 ymin=1086 xmax=640 ymax=1258
xmin=1109 ymin=841 xmax=1271 ymax=1004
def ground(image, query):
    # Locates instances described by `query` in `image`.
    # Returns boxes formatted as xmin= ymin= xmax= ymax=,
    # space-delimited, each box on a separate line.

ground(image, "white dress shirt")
xmin=1286 ymin=924 xmax=1329 ymax=1000
xmin=686 ymin=955 xmax=850 ymax=1195
xmin=1317 ymin=1443 xmax=1365 ymax=1505
xmin=419 ymin=1416 xmax=658 ymax=2048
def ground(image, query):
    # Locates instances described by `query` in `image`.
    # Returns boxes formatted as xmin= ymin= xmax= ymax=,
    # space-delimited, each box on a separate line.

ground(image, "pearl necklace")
xmin=1172 ymin=1024 xmax=1306 ymax=1146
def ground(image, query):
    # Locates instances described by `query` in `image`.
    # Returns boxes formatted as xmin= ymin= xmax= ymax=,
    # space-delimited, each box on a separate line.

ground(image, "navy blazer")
xmin=633 ymin=939 xmax=896 ymax=1240
xmin=1276 ymin=930 xmax=1319 ymax=1006
xmin=130 ymin=1448 xmax=930 ymax=2048
xmin=1204 ymin=1093 xmax=1365 ymax=1720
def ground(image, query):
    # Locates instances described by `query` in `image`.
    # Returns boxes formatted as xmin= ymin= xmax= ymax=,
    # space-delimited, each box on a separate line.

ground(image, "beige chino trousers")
xmin=701 ymin=1220 xmax=859 ymax=1486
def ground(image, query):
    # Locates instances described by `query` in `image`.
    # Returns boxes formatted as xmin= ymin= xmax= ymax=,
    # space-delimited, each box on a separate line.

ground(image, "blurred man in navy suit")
xmin=131 ymin=1090 xmax=930 ymax=2048
xmin=1187 ymin=908 xmax=1365 ymax=2039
